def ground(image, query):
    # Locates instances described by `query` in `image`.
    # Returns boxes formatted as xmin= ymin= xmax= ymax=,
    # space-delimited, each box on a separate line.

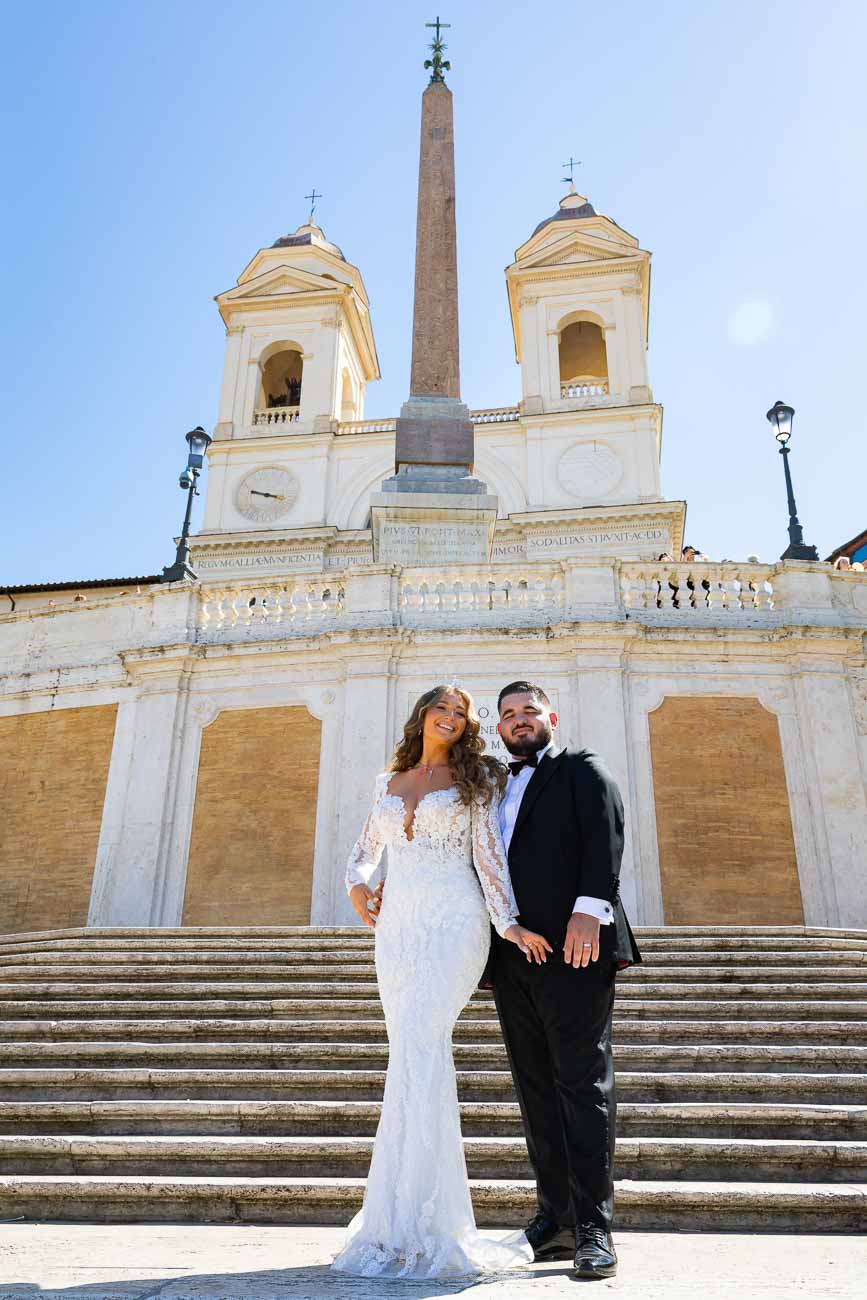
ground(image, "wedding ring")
xmin=582 ymin=942 xmax=592 ymax=947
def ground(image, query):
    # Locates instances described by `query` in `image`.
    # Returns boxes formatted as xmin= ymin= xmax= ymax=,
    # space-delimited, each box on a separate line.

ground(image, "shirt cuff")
xmin=573 ymin=895 xmax=615 ymax=925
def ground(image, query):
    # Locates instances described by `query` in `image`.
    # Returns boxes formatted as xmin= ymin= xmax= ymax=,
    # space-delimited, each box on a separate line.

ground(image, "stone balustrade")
xmin=182 ymin=561 xmax=867 ymax=644
xmin=335 ymin=417 xmax=397 ymax=435
xmin=199 ymin=581 xmax=344 ymax=637
xmin=335 ymin=407 xmax=519 ymax=436
xmin=400 ymin=567 xmax=565 ymax=623
xmin=560 ymin=380 xmax=609 ymax=398
xmin=471 ymin=406 xmax=520 ymax=424
xmin=620 ymin=562 xmax=778 ymax=615
xmin=252 ymin=407 xmax=300 ymax=426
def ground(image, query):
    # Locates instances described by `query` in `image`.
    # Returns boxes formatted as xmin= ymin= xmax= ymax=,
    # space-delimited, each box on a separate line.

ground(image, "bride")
xmin=331 ymin=684 xmax=551 ymax=1280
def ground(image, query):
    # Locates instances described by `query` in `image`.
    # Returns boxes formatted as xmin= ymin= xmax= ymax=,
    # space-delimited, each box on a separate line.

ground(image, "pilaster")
xmin=88 ymin=647 xmax=204 ymax=926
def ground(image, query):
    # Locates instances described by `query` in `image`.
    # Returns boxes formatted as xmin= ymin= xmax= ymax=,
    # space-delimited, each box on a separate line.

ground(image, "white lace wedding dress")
xmin=331 ymin=773 xmax=534 ymax=1280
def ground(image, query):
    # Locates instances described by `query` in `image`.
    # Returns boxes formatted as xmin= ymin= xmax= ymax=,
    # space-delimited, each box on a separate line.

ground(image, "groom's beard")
xmin=502 ymin=722 xmax=553 ymax=759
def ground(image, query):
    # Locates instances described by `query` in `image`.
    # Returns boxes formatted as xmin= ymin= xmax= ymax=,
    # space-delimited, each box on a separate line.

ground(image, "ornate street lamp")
xmin=765 ymin=400 xmax=819 ymax=562
xmin=161 ymin=426 xmax=213 ymax=583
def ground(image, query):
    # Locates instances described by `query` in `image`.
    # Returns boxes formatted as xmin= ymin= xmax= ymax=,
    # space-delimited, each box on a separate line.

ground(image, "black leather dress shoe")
xmin=524 ymin=1211 xmax=576 ymax=1261
xmin=574 ymin=1224 xmax=617 ymax=1279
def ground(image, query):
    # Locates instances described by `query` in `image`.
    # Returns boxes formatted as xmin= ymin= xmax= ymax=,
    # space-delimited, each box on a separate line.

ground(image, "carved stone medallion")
xmin=557 ymin=442 xmax=623 ymax=501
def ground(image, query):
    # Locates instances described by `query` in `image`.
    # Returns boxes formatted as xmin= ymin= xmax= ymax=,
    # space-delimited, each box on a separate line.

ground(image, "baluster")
xmin=753 ymin=576 xmax=772 ymax=610
xmin=489 ymin=581 xmax=507 ymax=612
xmin=528 ymin=578 xmax=546 ymax=608
xmin=626 ymin=570 xmax=645 ymax=610
xmin=199 ymin=590 xmax=216 ymax=629
xmin=457 ymin=581 xmax=475 ymax=613
xmin=295 ymin=584 xmax=313 ymax=619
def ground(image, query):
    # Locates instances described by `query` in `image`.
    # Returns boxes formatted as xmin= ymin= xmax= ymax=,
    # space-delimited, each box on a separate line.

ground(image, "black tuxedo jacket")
xmin=501 ymin=746 xmax=642 ymax=969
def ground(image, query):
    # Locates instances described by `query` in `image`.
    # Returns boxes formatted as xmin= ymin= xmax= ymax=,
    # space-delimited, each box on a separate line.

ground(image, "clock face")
xmin=235 ymin=466 xmax=299 ymax=523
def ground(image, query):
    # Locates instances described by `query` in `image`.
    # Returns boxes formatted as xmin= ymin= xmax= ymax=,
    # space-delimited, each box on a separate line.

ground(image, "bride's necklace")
xmin=414 ymin=761 xmax=451 ymax=783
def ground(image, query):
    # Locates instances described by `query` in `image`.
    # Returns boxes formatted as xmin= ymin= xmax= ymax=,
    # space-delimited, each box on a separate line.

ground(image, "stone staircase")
xmin=0 ymin=925 xmax=865 ymax=1230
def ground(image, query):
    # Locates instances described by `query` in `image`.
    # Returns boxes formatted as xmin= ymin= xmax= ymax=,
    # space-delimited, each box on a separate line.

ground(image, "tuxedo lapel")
xmin=509 ymin=747 xmax=566 ymax=848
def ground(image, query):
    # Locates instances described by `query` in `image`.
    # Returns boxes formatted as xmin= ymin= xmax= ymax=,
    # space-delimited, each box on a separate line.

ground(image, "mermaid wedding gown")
xmin=331 ymin=773 xmax=534 ymax=1280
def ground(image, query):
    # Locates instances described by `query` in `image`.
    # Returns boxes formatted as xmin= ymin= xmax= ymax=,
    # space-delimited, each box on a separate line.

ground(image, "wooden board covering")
xmin=649 ymin=695 xmax=804 ymax=925
xmin=0 ymin=705 xmax=117 ymax=933
xmin=182 ymin=705 xmax=322 ymax=926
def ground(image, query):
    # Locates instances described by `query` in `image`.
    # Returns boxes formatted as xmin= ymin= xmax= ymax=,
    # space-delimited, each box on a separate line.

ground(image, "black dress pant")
xmin=492 ymin=947 xmax=617 ymax=1231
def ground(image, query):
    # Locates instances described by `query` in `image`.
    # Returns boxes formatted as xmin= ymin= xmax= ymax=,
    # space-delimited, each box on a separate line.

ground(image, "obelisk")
xmin=371 ymin=20 xmax=497 ymax=566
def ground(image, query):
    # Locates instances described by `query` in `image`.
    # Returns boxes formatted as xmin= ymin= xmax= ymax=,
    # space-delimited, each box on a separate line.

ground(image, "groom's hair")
xmin=497 ymin=681 xmax=551 ymax=713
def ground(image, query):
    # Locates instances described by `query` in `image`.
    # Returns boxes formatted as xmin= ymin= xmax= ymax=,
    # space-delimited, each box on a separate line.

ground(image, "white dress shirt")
xmin=498 ymin=740 xmax=614 ymax=925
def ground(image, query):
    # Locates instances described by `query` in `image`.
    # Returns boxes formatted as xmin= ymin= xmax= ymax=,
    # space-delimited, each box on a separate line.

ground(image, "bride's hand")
xmin=504 ymin=924 xmax=553 ymax=964
xmin=349 ymin=883 xmax=379 ymax=929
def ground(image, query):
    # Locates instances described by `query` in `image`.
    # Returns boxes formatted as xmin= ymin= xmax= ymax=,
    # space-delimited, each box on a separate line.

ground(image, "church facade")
xmin=2 ymin=147 xmax=867 ymax=938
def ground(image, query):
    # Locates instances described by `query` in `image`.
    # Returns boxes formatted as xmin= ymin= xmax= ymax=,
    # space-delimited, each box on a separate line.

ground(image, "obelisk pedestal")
xmin=371 ymin=55 xmax=497 ymax=566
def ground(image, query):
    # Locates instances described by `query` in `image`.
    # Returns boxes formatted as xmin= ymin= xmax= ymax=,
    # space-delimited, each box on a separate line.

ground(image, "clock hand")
xmin=250 ymin=490 xmax=285 ymax=500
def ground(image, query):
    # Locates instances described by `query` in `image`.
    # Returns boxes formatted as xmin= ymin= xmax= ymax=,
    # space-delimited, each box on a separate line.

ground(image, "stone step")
xmin=2 ymin=1098 xmax=863 ymax=1140
xmin=1 ymin=1067 xmax=863 ymax=1104
xmin=0 ymin=1173 xmax=863 ymax=1230
xmin=3 ymin=1016 xmax=862 ymax=1045
xmin=1 ymin=1133 xmax=866 ymax=1183
xmin=2 ymin=962 xmax=865 ymax=983
xmin=3 ymin=947 xmax=864 ymax=969
xmin=2 ymin=979 xmax=864 ymax=1001
xmin=4 ymin=925 xmax=864 ymax=944
xmin=2 ymin=1039 xmax=865 ymax=1074
xmin=0 ymin=996 xmax=862 ymax=1021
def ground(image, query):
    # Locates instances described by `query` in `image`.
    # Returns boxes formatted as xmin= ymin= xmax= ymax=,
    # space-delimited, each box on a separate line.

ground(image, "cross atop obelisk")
xmin=371 ymin=21 xmax=498 ymax=565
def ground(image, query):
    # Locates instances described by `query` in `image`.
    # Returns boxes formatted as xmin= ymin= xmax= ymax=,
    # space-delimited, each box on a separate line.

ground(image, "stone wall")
xmin=649 ymin=696 xmax=804 ymax=925
xmin=0 ymin=705 xmax=117 ymax=933
xmin=182 ymin=705 xmax=321 ymax=926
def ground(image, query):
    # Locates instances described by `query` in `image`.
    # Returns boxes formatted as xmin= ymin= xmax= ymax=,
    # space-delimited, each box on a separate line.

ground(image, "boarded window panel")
xmin=0 ymin=705 xmax=118 ymax=933
xmin=649 ymin=696 xmax=804 ymax=925
xmin=183 ymin=705 xmax=321 ymax=926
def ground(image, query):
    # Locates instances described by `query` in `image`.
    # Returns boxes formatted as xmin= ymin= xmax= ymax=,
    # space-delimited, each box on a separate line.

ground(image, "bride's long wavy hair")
xmin=390 ymin=685 xmax=507 ymax=806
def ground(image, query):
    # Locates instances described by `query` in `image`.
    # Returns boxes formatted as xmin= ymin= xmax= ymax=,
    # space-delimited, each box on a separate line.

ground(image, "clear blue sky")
xmin=1 ymin=0 xmax=864 ymax=585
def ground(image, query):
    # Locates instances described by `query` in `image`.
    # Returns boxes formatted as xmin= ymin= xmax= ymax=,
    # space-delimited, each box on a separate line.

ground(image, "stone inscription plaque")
xmin=526 ymin=526 xmax=669 ymax=557
xmin=194 ymin=551 xmax=326 ymax=573
xmin=378 ymin=520 xmax=492 ymax=567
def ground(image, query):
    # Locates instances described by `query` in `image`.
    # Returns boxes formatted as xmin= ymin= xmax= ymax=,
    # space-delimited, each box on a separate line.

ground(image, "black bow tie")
xmin=508 ymin=753 xmax=540 ymax=777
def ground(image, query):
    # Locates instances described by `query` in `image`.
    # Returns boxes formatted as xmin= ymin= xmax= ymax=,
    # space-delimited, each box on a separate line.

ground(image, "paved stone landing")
xmin=0 ymin=1225 xmax=864 ymax=1299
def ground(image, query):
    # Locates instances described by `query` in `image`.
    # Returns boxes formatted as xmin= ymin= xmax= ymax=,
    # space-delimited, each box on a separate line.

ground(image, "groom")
xmin=491 ymin=681 xmax=641 ymax=1280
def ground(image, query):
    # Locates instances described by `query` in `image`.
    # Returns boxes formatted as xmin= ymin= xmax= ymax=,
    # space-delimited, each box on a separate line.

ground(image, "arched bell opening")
xmin=558 ymin=319 xmax=608 ymax=396
xmin=260 ymin=348 xmax=303 ymax=411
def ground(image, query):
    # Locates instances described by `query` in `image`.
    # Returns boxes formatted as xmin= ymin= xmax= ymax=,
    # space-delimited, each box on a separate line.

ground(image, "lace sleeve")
xmin=345 ymin=774 xmax=388 ymax=892
xmin=471 ymin=795 xmax=520 ymax=939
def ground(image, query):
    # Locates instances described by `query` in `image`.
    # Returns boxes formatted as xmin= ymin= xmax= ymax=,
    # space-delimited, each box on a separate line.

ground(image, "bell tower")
xmin=506 ymin=189 xmax=663 ymax=506
xmin=200 ymin=221 xmax=379 ymax=534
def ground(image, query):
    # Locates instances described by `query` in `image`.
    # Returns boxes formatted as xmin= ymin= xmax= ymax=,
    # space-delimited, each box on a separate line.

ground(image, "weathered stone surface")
xmin=371 ymin=497 xmax=498 ymax=565
xmin=2 ymin=1224 xmax=867 ymax=1299
xmin=408 ymin=83 xmax=461 ymax=400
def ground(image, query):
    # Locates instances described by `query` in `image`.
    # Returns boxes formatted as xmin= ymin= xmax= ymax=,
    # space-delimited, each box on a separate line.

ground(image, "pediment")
xmin=221 ymin=263 xmax=343 ymax=304
xmin=518 ymin=229 xmax=640 ymax=271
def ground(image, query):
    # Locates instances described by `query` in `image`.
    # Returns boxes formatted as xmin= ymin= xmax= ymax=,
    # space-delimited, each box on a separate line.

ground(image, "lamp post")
xmin=161 ymin=426 xmax=213 ymax=583
xmin=765 ymin=400 xmax=819 ymax=562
